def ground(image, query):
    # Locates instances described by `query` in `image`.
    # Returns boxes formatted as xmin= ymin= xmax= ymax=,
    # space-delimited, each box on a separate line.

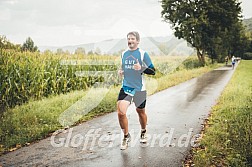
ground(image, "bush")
xmin=242 ymin=52 xmax=252 ymax=60
xmin=182 ymin=57 xmax=204 ymax=69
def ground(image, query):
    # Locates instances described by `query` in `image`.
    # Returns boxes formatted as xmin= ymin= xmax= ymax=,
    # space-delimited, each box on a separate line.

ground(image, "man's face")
xmin=127 ymin=34 xmax=139 ymax=50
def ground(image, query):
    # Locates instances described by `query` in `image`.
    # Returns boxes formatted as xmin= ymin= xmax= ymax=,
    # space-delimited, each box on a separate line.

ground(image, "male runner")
xmin=117 ymin=31 xmax=155 ymax=150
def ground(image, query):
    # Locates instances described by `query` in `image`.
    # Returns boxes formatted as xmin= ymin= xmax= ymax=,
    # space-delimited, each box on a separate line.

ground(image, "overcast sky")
xmin=1 ymin=0 xmax=252 ymax=47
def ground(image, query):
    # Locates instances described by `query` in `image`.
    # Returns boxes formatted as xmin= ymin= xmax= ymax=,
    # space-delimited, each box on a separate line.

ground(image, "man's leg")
xmin=136 ymin=108 xmax=147 ymax=129
xmin=136 ymin=107 xmax=148 ymax=143
xmin=117 ymin=100 xmax=130 ymax=135
xmin=117 ymin=100 xmax=131 ymax=150
xmin=134 ymin=90 xmax=148 ymax=143
xmin=134 ymin=91 xmax=147 ymax=130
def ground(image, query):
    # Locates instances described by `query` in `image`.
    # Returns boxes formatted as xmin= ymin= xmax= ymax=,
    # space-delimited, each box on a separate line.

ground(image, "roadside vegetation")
xmin=0 ymin=50 xmax=220 ymax=154
xmin=185 ymin=60 xmax=252 ymax=166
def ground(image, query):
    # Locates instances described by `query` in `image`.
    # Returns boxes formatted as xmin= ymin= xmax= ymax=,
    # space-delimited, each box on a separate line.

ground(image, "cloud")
xmin=6 ymin=0 xmax=251 ymax=47
xmin=1 ymin=0 xmax=171 ymax=46
xmin=240 ymin=0 xmax=252 ymax=18
xmin=0 ymin=8 xmax=11 ymax=21
xmin=0 ymin=0 xmax=19 ymax=5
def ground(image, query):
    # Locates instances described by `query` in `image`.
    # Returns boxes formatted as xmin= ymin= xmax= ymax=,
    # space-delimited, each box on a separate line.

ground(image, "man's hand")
xmin=133 ymin=59 xmax=141 ymax=71
xmin=118 ymin=69 xmax=124 ymax=77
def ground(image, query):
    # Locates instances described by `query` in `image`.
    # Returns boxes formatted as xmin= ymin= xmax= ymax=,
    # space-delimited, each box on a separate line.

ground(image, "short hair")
xmin=127 ymin=31 xmax=140 ymax=41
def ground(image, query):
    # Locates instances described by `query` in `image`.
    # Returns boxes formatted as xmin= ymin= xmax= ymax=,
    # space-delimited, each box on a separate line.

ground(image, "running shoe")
xmin=120 ymin=133 xmax=131 ymax=150
xmin=140 ymin=130 xmax=147 ymax=143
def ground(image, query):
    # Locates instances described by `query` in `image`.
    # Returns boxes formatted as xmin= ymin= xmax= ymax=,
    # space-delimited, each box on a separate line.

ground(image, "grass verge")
xmin=185 ymin=60 xmax=252 ymax=166
xmin=0 ymin=63 xmax=220 ymax=155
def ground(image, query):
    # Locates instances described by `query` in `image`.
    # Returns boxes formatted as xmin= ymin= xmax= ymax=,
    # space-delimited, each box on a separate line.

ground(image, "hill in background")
xmin=39 ymin=36 xmax=195 ymax=56
xmin=243 ymin=17 xmax=252 ymax=32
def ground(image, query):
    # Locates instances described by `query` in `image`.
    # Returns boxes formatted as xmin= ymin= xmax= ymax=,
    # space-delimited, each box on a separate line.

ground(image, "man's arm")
xmin=142 ymin=52 xmax=155 ymax=75
xmin=141 ymin=66 xmax=155 ymax=75
xmin=133 ymin=59 xmax=155 ymax=75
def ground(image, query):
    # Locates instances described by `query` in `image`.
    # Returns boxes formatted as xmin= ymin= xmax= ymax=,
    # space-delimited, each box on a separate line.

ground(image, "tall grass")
xmin=191 ymin=60 xmax=252 ymax=166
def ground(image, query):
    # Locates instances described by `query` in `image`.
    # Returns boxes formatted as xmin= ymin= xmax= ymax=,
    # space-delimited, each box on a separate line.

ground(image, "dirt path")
xmin=0 ymin=65 xmax=236 ymax=167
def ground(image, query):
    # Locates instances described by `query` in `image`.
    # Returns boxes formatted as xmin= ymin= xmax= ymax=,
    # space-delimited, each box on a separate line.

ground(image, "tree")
xmin=205 ymin=0 xmax=245 ymax=61
xmin=227 ymin=21 xmax=250 ymax=57
xmin=161 ymin=0 xmax=243 ymax=65
xmin=75 ymin=47 xmax=86 ymax=55
xmin=0 ymin=35 xmax=19 ymax=53
xmin=243 ymin=18 xmax=252 ymax=59
xmin=21 ymin=37 xmax=38 ymax=52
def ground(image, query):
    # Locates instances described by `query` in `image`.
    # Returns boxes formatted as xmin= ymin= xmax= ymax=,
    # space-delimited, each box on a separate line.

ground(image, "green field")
xmin=188 ymin=60 xmax=252 ymax=167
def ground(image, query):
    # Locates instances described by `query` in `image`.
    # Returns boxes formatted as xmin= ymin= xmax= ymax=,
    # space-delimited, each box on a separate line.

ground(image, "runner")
xmin=231 ymin=56 xmax=236 ymax=69
xmin=117 ymin=31 xmax=155 ymax=150
xmin=225 ymin=56 xmax=229 ymax=66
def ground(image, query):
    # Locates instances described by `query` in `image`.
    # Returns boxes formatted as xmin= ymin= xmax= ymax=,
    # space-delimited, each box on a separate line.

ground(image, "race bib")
xmin=123 ymin=85 xmax=136 ymax=96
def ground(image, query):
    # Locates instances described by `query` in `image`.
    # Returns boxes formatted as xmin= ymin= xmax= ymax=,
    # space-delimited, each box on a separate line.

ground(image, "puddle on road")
xmin=186 ymin=69 xmax=229 ymax=102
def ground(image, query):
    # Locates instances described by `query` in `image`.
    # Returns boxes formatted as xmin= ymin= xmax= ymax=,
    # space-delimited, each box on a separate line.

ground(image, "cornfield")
xmin=0 ymin=50 xmax=199 ymax=111
xmin=0 ymin=50 xmax=119 ymax=110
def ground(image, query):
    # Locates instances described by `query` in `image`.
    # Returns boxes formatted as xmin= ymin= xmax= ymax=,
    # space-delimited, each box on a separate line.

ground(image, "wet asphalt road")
xmin=0 ymin=66 xmax=236 ymax=167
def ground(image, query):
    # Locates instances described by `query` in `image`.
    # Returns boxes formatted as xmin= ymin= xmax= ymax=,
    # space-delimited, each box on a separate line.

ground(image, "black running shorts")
xmin=117 ymin=88 xmax=147 ymax=109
